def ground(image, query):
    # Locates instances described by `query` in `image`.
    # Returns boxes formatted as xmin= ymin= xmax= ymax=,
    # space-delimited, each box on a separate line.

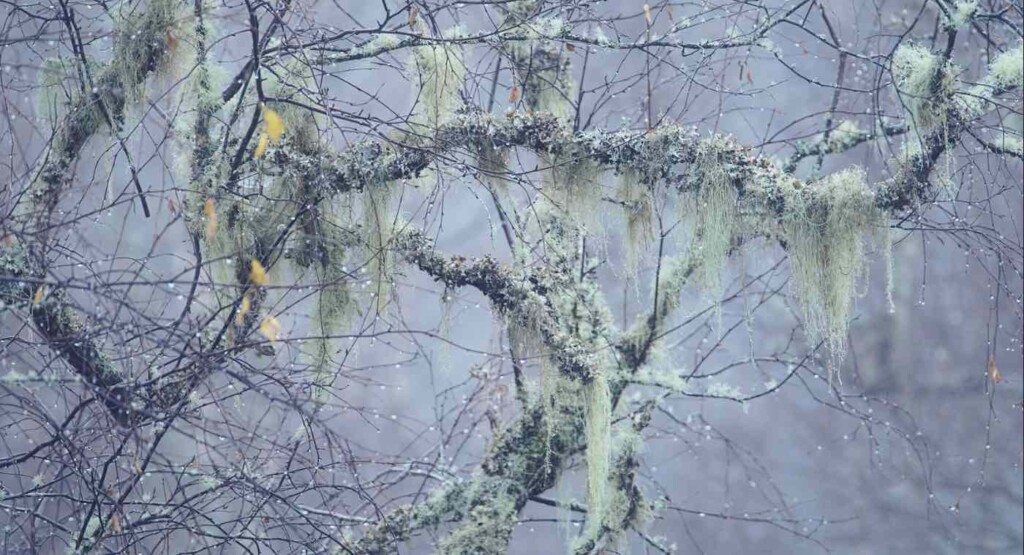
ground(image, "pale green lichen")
xmin=944 ymin=1 xmax=978 ymax=30
xmin=411 ymin=30 xmax=466 ymax=129
xmin=543 ymin=152 xmax=605 ymax=235
xmin=987 ymin=42 xmax=1024 ymax=91
xmin=891 ymin=44 xmax=957 ymax=131
xmin=689 ymin=140 xmax=738 ymax=297
xmin=579 ymin=371 xmax=611 ymax=547
xmin=616 ymin=174 xmax=655 ymax=276
xmin=363 ymin=180 xmax=397 ymax=313
xmin=781 ymin=167 xmax=885 ymax=362
xmin=111 ymin=0 xmax=183 ymax=100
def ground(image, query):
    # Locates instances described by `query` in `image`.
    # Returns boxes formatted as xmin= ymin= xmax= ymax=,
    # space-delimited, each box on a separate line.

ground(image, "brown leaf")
xmin=988 ymin=355 xmax=1001 ymax=384
xmin=409 ymin=5 xmax=419 ymax=29
xmin=565 ymin=42 xmax=575 ymax=52
xmin=166 ymin=30 xmax=178 ymax=53
xmin=109 ymin=512 xmax=124 ymax=534
xmin=508 ymin=85 xmax=521 ymax=102
xmin=747 ymin=69 xmax=754 ymax=84
xmin=203 ymin=198 xmax=217 ymax=241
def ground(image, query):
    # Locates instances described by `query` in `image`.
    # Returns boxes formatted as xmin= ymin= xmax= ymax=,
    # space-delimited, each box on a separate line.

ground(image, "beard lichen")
xmin=579 ymin=370 xmax=611 ymax=548
xmin=781 ymin=167 xmax=885 ymax=364
xmin=891 ymin=44 xmax=958 ymax=132
xmin=410 ymin=30 xmax=466 ymax=130
xmin=688 ymin=140 xmax=738 ymax=298
xmin=616 ymin=173 xmax=655 ymax=277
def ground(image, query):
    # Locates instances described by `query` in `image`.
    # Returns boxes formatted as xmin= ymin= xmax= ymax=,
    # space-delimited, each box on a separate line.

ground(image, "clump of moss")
xmin=782 ymin=167 xmax=885 ymax=362
xmin=891 ymin=44 xmax=957 ymax=131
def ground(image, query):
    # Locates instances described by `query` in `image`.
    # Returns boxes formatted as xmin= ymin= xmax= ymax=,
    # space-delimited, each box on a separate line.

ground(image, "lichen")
xmin=986 ymin=42 xmax=1024 ymax=91
xmin=411 ymin=30 xmax=466 ymax=129
xmin=781 ymin=167 xmax=885 ymax=363
xmin=944 ymin=1 xmax=978 ymax=30
xmin=363 ymin=179 xmax=398 ymax=313
xmin=891 ymin=44 xmax=957 ymax=131
xmin=616 ymin=173 xmax=654 ymax=276
xmin=579 ymin=371 xmax=611 ymax=547
xmin=688 ymin=140 xmax=738 ymax=297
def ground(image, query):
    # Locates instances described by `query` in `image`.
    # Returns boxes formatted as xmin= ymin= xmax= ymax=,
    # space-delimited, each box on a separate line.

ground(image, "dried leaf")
xmin=565 ymin=42 xmax=575 ymax=52
xmin=988 ymin=355 xmax=1001 ymax=384
xmin=508 ymin=85 xmax=521 ymax=102
xmin=253 ymin=133 xmax=269 ymax=158
xmin=109 ymin=512 xmax=123 ymax=534
xmin=32 ymin=286 xmax=45 ymax=305
xmin=166 ymin=30 xmax=178 ymax=53
xmin=203 ymin=198 xmax=217 ymax=241
xmin=747 ymin=69 xmax=753 ymax=84
xmin=236 ymin=294 xmax=251 ymax=325
xmin=643 ymin=3 xmax=653 ymax=25
xmin=259 ymin=316 xmax=281 ymax=343
xmin=263 ymin=106 xmax=284 ymax=141
xmin=409 ymin=5 xmax=419 ymax=28
xmin=167 ymin=198 xmax=176 ymax=213
xmin=249 ymin=259 xmax=268 ymax=286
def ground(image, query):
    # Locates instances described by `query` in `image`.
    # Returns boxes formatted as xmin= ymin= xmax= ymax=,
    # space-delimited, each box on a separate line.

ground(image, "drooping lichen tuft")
xmin=891 ymin=44 xmax=957 ymax=131
xmin=363 ymin=179 xmax=398 ymax=313
xmin=579 ymin=371 xmax=611 ymax=547
xmin=410 ymin=30 xmax=466 ymax=129
xmin=782 ymin=167 xmax=885 ymax=363
xmin=543 ymin=151 xmax=605 ymax=235
xmin=689 ymin=140 xmax=738 ymax=297
xmin=616 ymin=172 xmax=655 ymax=277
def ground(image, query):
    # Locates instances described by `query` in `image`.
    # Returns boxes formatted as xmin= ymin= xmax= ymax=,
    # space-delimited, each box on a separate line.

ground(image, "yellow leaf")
xmin=988 ymin=355 xmax=1001 ymax=384
xmin=259 ymin=316 xmax=281 ymax=343
xmin=253 ymin=133 xmax=269 ymax=159
xmin=32 ymin=286 xmax=45 ymax=305
xmin=236 ymin=294 xmax=251 ymax=325
xmin=203 ymin=198 xmax=217 ymax=241
xmin=249 ymin=259 xmax=268 ymax=286
xmin=263 ymin=106 xmax=284 ymax=141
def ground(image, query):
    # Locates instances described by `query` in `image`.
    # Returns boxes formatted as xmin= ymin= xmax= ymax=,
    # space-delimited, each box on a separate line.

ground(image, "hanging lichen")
xmin=579 ymin=371 xmax=611 ymax=548
xmin=542 ymin=150 xmax=605 ymax=236
xmin=891 ymin=44 xmax=957 ymax=132
xmin=781 ymin=167 xmax=885 ymax=363
xmin=616 ymin=172 xmax=655 ymax=277
xmin=475 ymin=139 xmax=510 ymax=193
xmin=363 ymin=179 xmax=398 ymax=313
xmin=503 ymin=3 xmax=575 ymax=120
xmin=410 ymin=29 xmax=466 ymax=130
xmin=688 ymin=140 xmax=738 ymax=297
